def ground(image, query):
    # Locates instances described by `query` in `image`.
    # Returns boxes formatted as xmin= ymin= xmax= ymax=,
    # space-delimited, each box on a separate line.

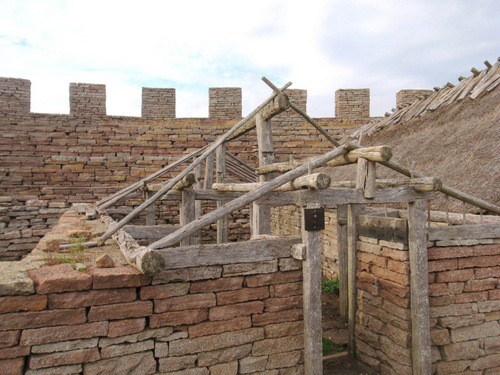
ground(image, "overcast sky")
xmin=1 ymin=0 xmax=499 ymax=118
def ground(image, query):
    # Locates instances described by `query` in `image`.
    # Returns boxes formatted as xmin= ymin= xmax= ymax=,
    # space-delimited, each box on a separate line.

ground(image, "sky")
xmin=1 ymin=0 xmax=499 ymax=118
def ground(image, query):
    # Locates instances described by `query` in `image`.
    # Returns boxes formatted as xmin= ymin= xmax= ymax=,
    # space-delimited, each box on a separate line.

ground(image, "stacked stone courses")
xmin=0 ymin=77 xmax=378 ymax=260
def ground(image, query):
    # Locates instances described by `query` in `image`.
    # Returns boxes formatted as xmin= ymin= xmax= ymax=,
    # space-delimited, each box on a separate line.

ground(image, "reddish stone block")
xmin=428 ymin=259 xmax=458 ymax=273
xmin=20 ymin=321 xmax=108 ymax=346
xmin=209 ymin=301 xmax=264 ymax=321
xmin=88 ymin=300 xmax=152 ymax=322
xmin=150 ymin=309 xmax=208 ymax=328
xmin=371 ymin=265 xmax=409 ymax=286
xmin=472 ymin=244 xmax=500 ymax=256
xmin=428 ymin=283 xmax=449 ymax=297
xmin=29 ymin=347 xmax=100 ymax=369
xmin=189 ymin=317 xmax=252 ymax=338
xmin=490 ymin=289 xmax=500 ymax=300
xmin=428 ymin=246 xmax=473 ymax=260
xmin=91 ymin=266 xmax=151 ymax=289
xmin=48 ymin=288 xmax=137 ymax=309
xmin=0 ymin=308 xmax=86 ymax=331
xmin=380 ymin=247 xmax=409 ymax=262
xmin=379 ymin=289 xmax=410 ymax=309
xmin=456 ymin=291 xmax=488 ymax=303
xmin=464 ymin=278 xmax=497 ymax=292
xmin=245 ymin=271 xmax=302 ymax=288
xmin=107 ymin=318 xmax=146 ymax=338
xmin=0 ymin=331 xmax=20 ymax=349
xmin=0 ymin=295 xmax=47 ymax=314
xmin=28 ymin=264 xmax=92 ymax=294
xmin=252 ymin=309 xmax=303 ymax=326
xmin=357 ymin=281 xmax=380 ymax=296
xmin=0 ymin=345 xmax=30 ymax=359
xmin=154 ymin=293 xmax=216 ymax=314
xmin=217 ymin=287 xmax=269 ymax=305
xmin=358 ymin=252 xmax=387 ymax=268
xmin=264 ymin=296 xmax=303 ymax=312
xmin=0 ymin=358 xmax=24 ymax=375
xmin=140 ymin=282 xmax=190 ymax=300
xmin=387 ymin=259 xmax=410 ymax=275
xmin=475 ymin=267 xmax=500 ymax=279
xmin=190 ymin=277 xmax=244 ymax=293
xmin=357 ymin=271 xmax=378 ymax=284
xmin=435 ymin=269 xmax=474 ymax=283
xmin=459 ymin=255 xmax=500 ymax=269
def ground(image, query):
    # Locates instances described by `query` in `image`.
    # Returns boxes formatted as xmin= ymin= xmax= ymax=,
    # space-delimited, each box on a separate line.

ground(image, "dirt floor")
xmin=322 ymin=292 xmax=374 ymax=375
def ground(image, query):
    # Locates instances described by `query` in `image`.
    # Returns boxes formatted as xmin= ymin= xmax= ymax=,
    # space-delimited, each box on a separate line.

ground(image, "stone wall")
xmin=0 ymin=77 xmax=373 ymax=260
xmin=0 ymin=210 xmax=305 ymax=375
xmin=395 ymin=89 xmax=433 ymax=108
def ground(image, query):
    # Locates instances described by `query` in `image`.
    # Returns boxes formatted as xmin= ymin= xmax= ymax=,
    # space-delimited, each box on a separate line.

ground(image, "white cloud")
xmin=0 ymin=0 xmax=499 ymax=118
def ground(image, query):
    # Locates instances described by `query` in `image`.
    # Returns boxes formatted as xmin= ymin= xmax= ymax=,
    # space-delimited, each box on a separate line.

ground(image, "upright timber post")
xmin=180 ymin=190 xmax=196 ymax=247
xmin=347 ymin=204 xmax=359 ymax=358
xmin=216 ymin=144 xmax=228 ymax=243
xmin=252 ymin=113 xmax=274 ymax=236
xmin=408 ymin=199 xmax=432 ymax=374
xmin=337 ymin=204 xmax=349 ymax=323
xmin=301 ymin=202 xmax=324 ymax=375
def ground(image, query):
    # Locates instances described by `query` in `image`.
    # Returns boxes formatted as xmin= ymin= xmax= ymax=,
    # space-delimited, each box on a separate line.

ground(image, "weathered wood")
xmin=180 ymin=190 xmax=196 ymax=246
xmin=156 ymin=236 xmax=301 ymax=268
xmin=213 ymin=173 xmax=331 ymax=192
xmin=252 ymin=113 xmax=274 ymax=236
xmin=356 ymin=158 xmax=376 ymax=199
xmin=357 ymin=215 xmax=408 ymax=244
xmin=203 ymin=153 xmax=215 ymax=189
xmin=216 ymin=143 xmax=228 ymax=244
xmin=149 ymin=145 xmax=348 ymax=249
xmin=331 ymin=177 xmax=442 ymax=192
xmin=193 ymin=165 xmax=202 ymax=245
xmin=123 ymin=225 xmax=180 ymax=240
xmin=302 ymin=203 xmax=323 ymax=375
xmin=291 ymin=243 xmax=306 ymax=260
xmin=98 ymin=209 xmax=165 ymax=275
xmin=347 ymin=204 xmax=359 ymax=358
xmin=337 ymin=204 xmax=348 ymax=323
xmin=98 ymin=81 xmax=293 ymax=243
xmin=194 ymin=190 xmax=244 ymax=201
xmin=257 ymin=145 xmax=392 ymax=174
xmin=145 ymin=191 xmax=155 ymax=227
xmin=428 ymin=223 xmax=500 ymax=241
xmin=147 ymin=173 xmax=196 ymax=192
xmin=408 ymin=199 xmax=432 ymax=375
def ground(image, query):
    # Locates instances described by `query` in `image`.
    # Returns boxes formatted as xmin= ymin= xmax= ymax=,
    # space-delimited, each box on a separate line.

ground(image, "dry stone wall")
xmin=0 ymin=76 xmax=376 ymax=260
xmin=0 ymin=210 xmax=305 ymax=375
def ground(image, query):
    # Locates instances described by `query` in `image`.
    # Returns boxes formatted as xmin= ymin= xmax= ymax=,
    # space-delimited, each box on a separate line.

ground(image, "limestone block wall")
xmin=396 ymin=89 xmax=433 ymax=108
xmin=335 ymin=89 xmax=370 ymax=122
xmin=0 ymin=231 xmax=305 ymax=373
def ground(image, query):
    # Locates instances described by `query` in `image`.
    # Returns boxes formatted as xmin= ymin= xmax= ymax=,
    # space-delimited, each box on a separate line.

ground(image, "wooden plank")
xmin=203 ymin=153 xmax=215 ymax=189
xmin=337 ymin=204 xmax=348 ymax=323
xmin=180 ymin=190 xmax=196 ymax=246
xmin=145 ymin=191 xmax=155 ymax=227
xmin=216 ymin=143 xmax=228 ymax=244
xmin=347 ymin=204 xmax=359 ymax=358
xmin=98 ymin=81 xmax=292 ymax=244
xmin=123 ymin=225 xmax=179 ymax=240
xmin=331 ymin=177 xmax=442 ymax=192
xmin=357 ymin=215 xmax=408 ymax=244
xmin=302 ymin=203 xmax=323 ymax=375
xmin=356 ymin=158 xmax=376 ymax=199
xmin=193 ymin=165 xmax=202 ymax=245
xmin=428 ymin=223 xmax=500 ymax=241
xmin=156 ymin=236 xmax=301 ymax=268
xmin=148 ymin=145 xmax=348 ymax=249
xmin=408 ymin=199 xmax=432 ymax=375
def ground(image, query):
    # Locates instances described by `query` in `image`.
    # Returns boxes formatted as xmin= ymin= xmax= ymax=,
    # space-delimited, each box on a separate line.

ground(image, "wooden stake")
xmin=216 ymin=143 xmax=228 ymax=243
xmin=347 ymin=204 xmax=359 ymax=358
xmin=302 ymin=202 xmax=323 ymax=375
xmin=356 ymin=158 xmax=376 ymax=199
xmin=408 ymin=199 xmax=432 ymax=375
xmin=337 ymin=204 xmax=349 ymax=323
xmin=180 ymin=190 xmax=196 ymax=247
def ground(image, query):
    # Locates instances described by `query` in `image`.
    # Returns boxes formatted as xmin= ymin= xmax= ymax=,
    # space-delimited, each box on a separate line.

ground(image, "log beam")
xmin=213 ymin=173 xmax=331 ymax=192
xmin=331 ymin=177 xmax=442 ymax=192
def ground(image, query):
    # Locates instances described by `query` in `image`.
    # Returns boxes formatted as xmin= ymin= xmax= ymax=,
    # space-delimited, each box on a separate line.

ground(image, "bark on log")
xmin=331 ymin=177 xmax=442 ymax=192
xmin=256 ymin=145 xmax=392 ymax=174
xmin=213 ymin=173 xmax=331 ymax=192
xmin=147 ymin=173 xmax=196 ymax=192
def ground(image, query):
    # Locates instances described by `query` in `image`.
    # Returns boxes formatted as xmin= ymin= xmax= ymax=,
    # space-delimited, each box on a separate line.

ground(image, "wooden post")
xmin=216 ymin=144 xmax=228 ymax=243
xmin=252 ymin=113 xmax=274 ymax=236
xmin=193 ymin=165 xmax=202 ymax=245
xmin=145 ymin=191 xmax=156 ymax=226
xmin=356 ymin=158 xmax=376 ymax=199
xmin=347 ymin=204 xmax=359 ymax=358
xmin=301 ymin=202 xmax=323 ymax=375
xmin=180 ymin=190 xmax=196 ymax=247
xmin=204 ymin=153 xmax=215 ymax=190
xmin=408 ymin=199 xmax=432 ymax=375
xmin=337 ymin=204 xmax=348 ymax=323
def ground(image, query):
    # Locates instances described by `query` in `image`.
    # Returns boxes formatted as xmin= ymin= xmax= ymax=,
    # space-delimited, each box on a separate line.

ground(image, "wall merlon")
xmin=0 ymin=77 xmax=31 ymax=113
xmin=209 ymin=87 xmax=242 ymax=120
xmin=335 ymin=88 xmax=370 ymax=120
xmin=69 ymin=83 xmax=106 ymax=117
xmin=396 ymin=89 xmax=433 ymax=108
xmin=142 ymin=87 xmax=175 ymax=119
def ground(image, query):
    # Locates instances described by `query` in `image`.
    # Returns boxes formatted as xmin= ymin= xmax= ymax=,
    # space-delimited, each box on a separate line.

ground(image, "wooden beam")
xmin=145 ymin=191 xmax=155 ymax=227
xmin=257 ymin=145 xmax=392 ymax=174
xmin=180 ymin=190 xmax=196 ymax=246
xmin=357 ymin=215 xmax=408 ymax=244
xmin=148 ymin=145 xmax=348 ymax=249
xmin=428 ymin=223 xmax=500 ymax=241
xmin=301 ymin=203 xmax=323 ymax=375
xmin=156 ymin=236 xmax=301 ymax=267
xmin=337 ymin=205 xmax=348 ymax=323
xmin=193 ymin=165 xmax=202 ymax=245
xmin=123 ymin=225 xmax=179 ymax=240
xmin=331 ymin=177 xmax=442 ymax=192
xmin=147 ymin=173 xmax=196 ymax=192
xmin=213 ymin=173 xmax=331 ymax=192
xmin=347 ymin=204 xmax=359 ymax=358
xmin=98 ymin=81 xmax=293 ymax=244
xmin=408 ymin=199 xmax=432 ymax=375
xmin=356 ymin=158 xmax=376 ymax=199
xmin=98 ymin=209 xmax=165 ymax=275
xmin=203 ymin=153 xmax=215 ymax=190
xmin=216 ymin=143 xmax=228 ymax=244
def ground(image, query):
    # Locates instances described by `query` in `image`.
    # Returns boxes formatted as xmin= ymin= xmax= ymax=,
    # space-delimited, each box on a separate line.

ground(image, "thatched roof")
xmin=324 ymin=59 xmax=500 ymax=214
